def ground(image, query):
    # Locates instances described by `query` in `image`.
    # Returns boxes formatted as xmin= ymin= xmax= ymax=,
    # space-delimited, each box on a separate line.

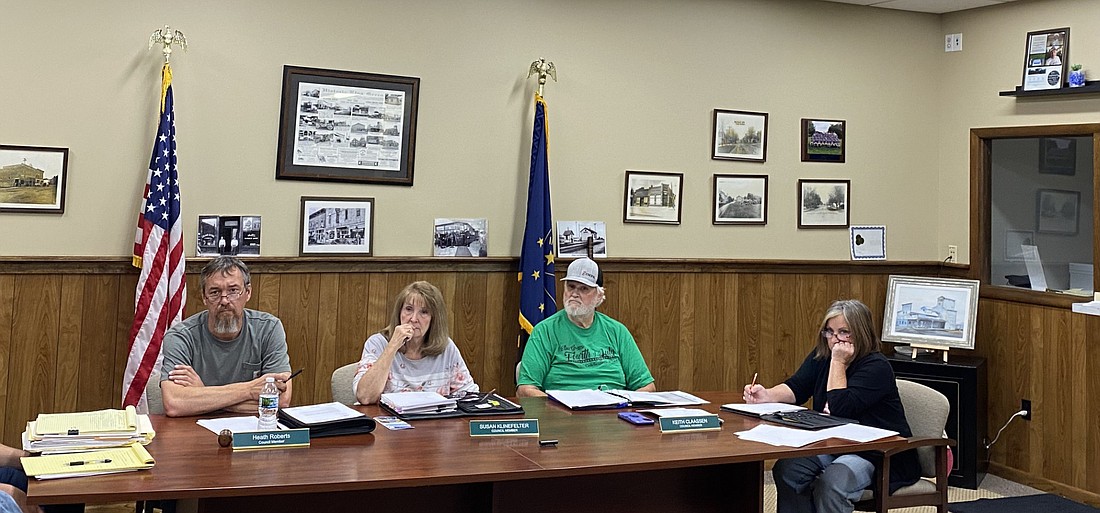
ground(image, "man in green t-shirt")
xmin=517 ymin=258 xmax=655 ymax=397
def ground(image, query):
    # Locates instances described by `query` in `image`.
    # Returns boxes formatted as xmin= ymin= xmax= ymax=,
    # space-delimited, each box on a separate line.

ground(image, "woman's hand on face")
xmin=388 ymin=324 xmax=415 ymax=349
xmin=831 ymin=340 xmax=856 ymax=365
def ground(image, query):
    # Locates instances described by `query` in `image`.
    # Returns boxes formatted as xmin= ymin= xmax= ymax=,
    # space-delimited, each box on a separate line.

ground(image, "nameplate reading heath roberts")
xmin=469 ymin=419 xmax=540 ymax=437
xmin=232 ymin=428 xmax=310 ymax=451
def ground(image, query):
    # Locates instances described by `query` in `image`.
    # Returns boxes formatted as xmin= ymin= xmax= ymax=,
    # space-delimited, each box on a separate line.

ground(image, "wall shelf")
xmin=1000 ymin=80 xmax=1100 ymax=97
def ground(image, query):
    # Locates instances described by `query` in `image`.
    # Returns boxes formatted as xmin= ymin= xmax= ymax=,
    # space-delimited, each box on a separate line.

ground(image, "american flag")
xmin=122 ymin=63 xmax=186 ymax=412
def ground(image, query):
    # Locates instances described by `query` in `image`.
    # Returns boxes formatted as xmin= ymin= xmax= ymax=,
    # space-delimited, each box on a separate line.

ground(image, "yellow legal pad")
xmin=21 ymin=443 xmax=155 ymax=480
xmin=34 ymin=406 xmax=138 ymax=436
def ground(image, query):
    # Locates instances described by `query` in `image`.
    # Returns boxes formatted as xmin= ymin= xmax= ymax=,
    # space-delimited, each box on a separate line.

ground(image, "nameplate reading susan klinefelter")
xmin=469 ymin=419 xmax=540 ymax=437
xmin=658 ymin=415 xmax=721 ymax=433
xmin=231 ymin=428 xmax=310 ymax=451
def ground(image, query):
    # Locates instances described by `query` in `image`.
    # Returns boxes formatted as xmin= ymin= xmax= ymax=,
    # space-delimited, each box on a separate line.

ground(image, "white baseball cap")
xmin=561 ymin=257 xmax=602 ymax=287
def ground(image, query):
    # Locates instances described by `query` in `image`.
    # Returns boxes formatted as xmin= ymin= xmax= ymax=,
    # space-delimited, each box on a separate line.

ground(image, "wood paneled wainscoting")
xmin=3 ymin=257 xmax=1097 ymax=505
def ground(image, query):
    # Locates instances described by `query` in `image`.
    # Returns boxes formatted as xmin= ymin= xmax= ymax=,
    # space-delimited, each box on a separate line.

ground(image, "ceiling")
xmin=818 ymin=0 xmax=1020 ymax=14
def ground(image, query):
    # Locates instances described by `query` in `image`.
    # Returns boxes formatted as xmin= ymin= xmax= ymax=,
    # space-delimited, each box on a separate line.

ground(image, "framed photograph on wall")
xmin=1038 ymin=137 xmax=1076 ymax=175
xmin=712 ymin=109 xmax=768 ymax=162
xmin=798 ymin=179 xmax=850 ymax=229
xmin=1004 ymin=229 xmax=1035 ymax=262
xmin=299 ymin=196 xmax=375 ymax=256
xmin=0 ymin=144 xmax=68 ymax=214
xmin=624 ymin=170 xmax=683 ymax=225
xmin=557 ymin=221 xmax=607 ymax=258
xmin=433 ymin=218 xmax=487 ymax=257
xmin=1020 ymin=27 xmax=1069 ymax=92
xmin=712 ymin=174 xmax=767 ymax=225
xmin=1036 ymin=188 xmax=1079 ymax=235
xmin=882 ymin=275 xmax=980 ymax=351
xmin=276 ymin=66 xmax=419 ymax=186
xmin=800 ymin=119 xmax=845 ymax=163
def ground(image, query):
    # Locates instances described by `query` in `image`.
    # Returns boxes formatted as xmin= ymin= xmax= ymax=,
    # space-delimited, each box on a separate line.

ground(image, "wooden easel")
xmin=909 ymin=343 xmax=949 ymax=363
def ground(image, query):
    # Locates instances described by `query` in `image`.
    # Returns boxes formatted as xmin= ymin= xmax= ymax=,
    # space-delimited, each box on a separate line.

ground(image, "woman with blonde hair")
xmin=353 ymin=281 xmax=478 ymax=405
xmin=743 ymin=299 xmax=919 ymax=513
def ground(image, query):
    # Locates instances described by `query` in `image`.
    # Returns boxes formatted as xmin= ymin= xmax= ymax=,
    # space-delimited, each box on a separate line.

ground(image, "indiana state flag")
xmin=518 ymin=93 xmax=556 ymax=357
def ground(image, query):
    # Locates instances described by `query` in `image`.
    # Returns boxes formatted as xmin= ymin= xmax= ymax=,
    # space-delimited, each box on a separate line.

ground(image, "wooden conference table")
xmin=27 ymin=392 xmax=906 ymax=512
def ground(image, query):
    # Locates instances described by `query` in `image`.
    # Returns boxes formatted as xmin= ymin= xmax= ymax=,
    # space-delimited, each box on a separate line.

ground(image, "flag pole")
xmin=122 ymin=26 xmax=188 ymax=412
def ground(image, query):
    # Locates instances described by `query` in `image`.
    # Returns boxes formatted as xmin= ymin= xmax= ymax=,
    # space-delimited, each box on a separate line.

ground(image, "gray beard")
xmin=212 ymin=313 xmax=242 ymax=336
xmin=564 ymin=302 xmax=595 ymax=319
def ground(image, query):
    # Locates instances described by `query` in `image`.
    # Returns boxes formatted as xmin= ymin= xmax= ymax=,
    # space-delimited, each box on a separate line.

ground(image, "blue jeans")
xmin=774 ymin=454 xmax=874 ymax=513
xmin=0 ymin=467 xmax=26 ymax=493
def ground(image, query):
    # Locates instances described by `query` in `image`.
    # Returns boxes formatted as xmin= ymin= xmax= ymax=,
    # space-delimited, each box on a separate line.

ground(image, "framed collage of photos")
xmin=276 ymin=66 xmax=419 ymax=186
xmin=1021 ymin=27 xmax=1069 ymax=92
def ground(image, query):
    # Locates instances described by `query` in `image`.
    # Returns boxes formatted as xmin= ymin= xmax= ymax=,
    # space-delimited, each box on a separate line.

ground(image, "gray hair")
xmin=199 ymin=256 xmax=251 ymax=291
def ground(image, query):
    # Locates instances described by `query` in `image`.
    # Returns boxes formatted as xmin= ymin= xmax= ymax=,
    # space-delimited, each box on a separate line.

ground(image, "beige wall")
xmin=940 ymin=0 xmax=1100 ymax=263
xmin=3 ymin=0 xmax=1090 ymax=261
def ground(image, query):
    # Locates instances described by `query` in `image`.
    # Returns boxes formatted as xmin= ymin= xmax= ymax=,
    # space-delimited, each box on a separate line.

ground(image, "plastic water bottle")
xmin=257 ymin=377 xmax=280 ymax=430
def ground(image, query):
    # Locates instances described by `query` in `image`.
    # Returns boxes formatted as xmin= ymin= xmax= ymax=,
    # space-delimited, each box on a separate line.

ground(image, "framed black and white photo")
xmin=712 ymin=174 xmax=767 ymax=225
xmin=557 ymin=221 xmax=607 ymax=258
xmin=299 ymin=196 xmax=374 ymax=256
xmin=1036 ymin=188 xmax=1079 ymax=235
xmin=798 ymin=179 xmax=850 ymax=229
xmin=433 ymin=218 xmax=487 ymax=257
xmin=276 ymin=66 xmax=419 ymax=186
xmin=1021 ymin=27 xmax=1069 ymax=92
xmin=882 ymin=275 xmax=980 ymax=351
xmin=1038 ymin=137 xmax=1076 ymax=175
xmin=712 ymin=109 xmax=768 ymax=162
xmin=624 ymin=171 xmax=683 ymax=225
xmin=197 ymin=215 xmax=262 ymax=257
xmin=801 ymin=119 xmax=845 ymax=163
xmin=0 ymin=144 xmax=68 ymax=214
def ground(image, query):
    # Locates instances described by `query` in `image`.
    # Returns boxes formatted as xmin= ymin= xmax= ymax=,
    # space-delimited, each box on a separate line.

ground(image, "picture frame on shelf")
xmin=712 ymin=174 xmax=767 ymax=225
xmin=1036 ymin=188 xmax=1079 ymax=235
xmin=797 ymin=179 xmax=850 ymax=229
xmin=800 ymin=119 xmax=845 ymax=163
xmin=882 ymin=275 xmax=980 ymax=351
xmin=299 ymin=196 xmax=374 ymax=256
xmin=276 ymin=66 xmax=419 ymax=186
xmin=0 ymin=144 xmax=68 ymax=214
xmin=624 ymin=170 xmax=683 ymax=225
xmin=712 ymin=109 xmax=768 ymax=162
xmin=1038 ymin=137 xmax=1076 ymax=175
xmin=1020 ymin=27 xmax=1069 ymax=92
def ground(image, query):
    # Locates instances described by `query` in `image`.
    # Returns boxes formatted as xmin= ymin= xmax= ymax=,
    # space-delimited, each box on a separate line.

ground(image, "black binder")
xmin=277 ymin=409 xmax=377 ymax=437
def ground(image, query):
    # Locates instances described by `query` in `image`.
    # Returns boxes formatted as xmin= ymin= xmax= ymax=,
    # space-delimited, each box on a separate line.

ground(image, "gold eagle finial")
xmin=149 ymin=25 xmax=188 ymax=64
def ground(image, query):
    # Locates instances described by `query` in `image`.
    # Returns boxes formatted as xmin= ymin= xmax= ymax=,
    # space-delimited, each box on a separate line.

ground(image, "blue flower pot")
xmin=1069 ymin=69 xmax=1086 ymax=87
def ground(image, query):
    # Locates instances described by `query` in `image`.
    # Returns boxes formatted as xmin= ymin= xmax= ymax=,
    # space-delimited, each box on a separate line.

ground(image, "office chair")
xmin=145 ymin=376 xmax=164 ymax=415
xmin=854 ymin=379 xmax=954 ymax=513
xmin=330 ymin=362 xmax=359 ymax=405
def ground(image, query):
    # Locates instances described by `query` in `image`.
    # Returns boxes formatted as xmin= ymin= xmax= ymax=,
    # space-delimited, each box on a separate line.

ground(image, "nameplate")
xmin=469 ymin=419 xmax=540 ymax=437
xmin=658 ymin=415 xmax=721 ymax=433
xmin=232 ymin=428 xmax=310 ymax=451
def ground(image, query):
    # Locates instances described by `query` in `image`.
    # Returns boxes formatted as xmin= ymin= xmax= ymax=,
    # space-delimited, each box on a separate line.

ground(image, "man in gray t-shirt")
xmin=160 ymin=257 xmax=293 ymax=417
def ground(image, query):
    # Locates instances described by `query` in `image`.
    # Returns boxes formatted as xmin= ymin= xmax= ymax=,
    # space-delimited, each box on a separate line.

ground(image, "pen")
xmin=279 ymin=368 xmax=304 ymax=383
xmin=69 ymin=459 xmax=111 ymax=466
xmin=750 ymin=372 xmax=758 ymax=388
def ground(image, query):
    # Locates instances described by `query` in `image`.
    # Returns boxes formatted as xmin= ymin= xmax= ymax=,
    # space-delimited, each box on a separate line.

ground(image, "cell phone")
xmin=618 ymin=411 xmax=655 ymax=425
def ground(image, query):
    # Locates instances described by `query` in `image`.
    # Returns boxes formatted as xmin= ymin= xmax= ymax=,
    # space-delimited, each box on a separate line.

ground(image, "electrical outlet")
xmin=945 ymin=33 xmax=962 ymax=52
xmin=1021 ymin=399 xmax=1032 ymax=421
xmin=947 ymin=245 xmax=958 ymax=262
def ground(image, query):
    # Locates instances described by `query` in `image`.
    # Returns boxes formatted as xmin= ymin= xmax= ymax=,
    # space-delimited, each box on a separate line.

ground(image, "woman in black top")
xmin=743 ymin=299 xmax=919 ymax=513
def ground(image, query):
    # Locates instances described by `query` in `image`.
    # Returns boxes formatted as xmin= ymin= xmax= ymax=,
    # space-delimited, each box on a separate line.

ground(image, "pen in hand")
xmin=279 ymin=368 xmax=304 ymax=383
xmin=750 ymin=372 xmax=758 ymax=388
xmin=69 ymin=459 xmax=111 ymax=466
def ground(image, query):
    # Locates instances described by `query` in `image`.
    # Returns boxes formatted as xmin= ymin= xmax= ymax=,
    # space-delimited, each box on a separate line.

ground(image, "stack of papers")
xmin=721 ymin=402 xmax=806 ymax=417
xmin=547 ymin=390 xmax=627 ymax=410
xmin=548 ymin=390 xmax=708 ymax=410
xmin=380 ymin=391 xmax=456 ymax=415
xmin=735 ymin=423 xmax=898 ymax=447
xmin=606 ymin=390 xmax=709 ymax=407
xmin=21 ymin=442 xmax=155 ymax=480
xmin=23 ymin=406 xmax=156 ymax=454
